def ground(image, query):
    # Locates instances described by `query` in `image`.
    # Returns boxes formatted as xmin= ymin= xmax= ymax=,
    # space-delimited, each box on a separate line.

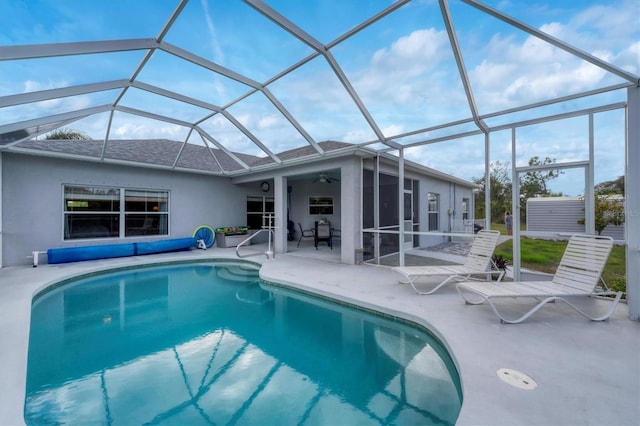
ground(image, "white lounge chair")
xmin=456 ymin=234 xmax=622 ymax=324
xmin=392 ymin=230 xmax=503 ymax=295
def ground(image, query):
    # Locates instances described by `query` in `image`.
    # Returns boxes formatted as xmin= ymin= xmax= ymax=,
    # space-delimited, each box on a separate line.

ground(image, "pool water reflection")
xmin=25 ymin=261 xmax=462 ymax=425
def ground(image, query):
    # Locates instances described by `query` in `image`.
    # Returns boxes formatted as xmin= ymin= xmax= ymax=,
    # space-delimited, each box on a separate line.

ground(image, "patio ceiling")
xmin=0 ymin=0 xmax=637 ymax=177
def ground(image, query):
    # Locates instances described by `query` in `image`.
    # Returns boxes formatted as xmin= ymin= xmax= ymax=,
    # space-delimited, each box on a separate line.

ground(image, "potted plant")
xmin=215 ymin=226 xmax=250 ymax=248
xmin=491 ymin=254 xmax=509 ymax=280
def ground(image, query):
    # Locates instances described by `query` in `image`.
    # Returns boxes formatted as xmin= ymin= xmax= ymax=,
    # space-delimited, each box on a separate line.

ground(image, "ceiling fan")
xmin=313 ymin=172 xmax=340 ymax=184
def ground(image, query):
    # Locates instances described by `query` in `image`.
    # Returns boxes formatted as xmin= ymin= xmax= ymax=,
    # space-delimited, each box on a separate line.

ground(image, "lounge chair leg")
xmin=479 ymin=293 xmax=623 ymax=324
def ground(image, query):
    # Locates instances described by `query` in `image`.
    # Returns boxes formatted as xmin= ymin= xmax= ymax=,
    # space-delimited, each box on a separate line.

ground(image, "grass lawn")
xmin=493 ymin=233 xmax=627 ymax=295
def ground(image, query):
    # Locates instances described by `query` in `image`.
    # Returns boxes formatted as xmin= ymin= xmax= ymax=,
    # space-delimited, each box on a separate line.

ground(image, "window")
xmin=309 ymin=196 xmax=333 ymax=215
xmin=428 ymin=193 xmax=439 ymax=231
xmin=124 ymin=190 xmax=169 ymax=237
xmin=247 ymin=196 xmax=274 ymax=230
xmin=64 ymin=186 xmax=120 ymax=239
xmin=63 ymin=185 xmax=168 ymax=240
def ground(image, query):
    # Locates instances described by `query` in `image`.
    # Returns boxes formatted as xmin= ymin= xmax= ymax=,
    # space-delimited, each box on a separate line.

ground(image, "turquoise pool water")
xmin=25 ymin=261 xmax=462 ymax=425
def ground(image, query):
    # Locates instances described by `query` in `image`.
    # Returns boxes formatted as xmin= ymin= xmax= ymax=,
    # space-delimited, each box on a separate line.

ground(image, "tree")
xmin=518 ymin=156 xmax=563 ymax=222
xmin=473 ymin=161 xmax=512 ymax=221
xmin=578 ymin=177 xmax=626 ymax=235
xmin=594 ymin=175 xmax=624 ymax=194
xmin=578 ymin=195 xmax=625 ymax=235
xmin=45 ymin=128 xmax=90 ymax=140
xmin=473 ymin=157 xmax=563 ymax=224
xmin=520 ymin=156 xmax=563 ymax=198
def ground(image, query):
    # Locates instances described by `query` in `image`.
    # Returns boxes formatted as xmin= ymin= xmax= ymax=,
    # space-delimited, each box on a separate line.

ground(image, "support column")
xmin=484 ymin=133 xmax=491 ymax=230
xmin=374 ymin=156 xmax=380 ymax=263
xmin=0 ymin=152 xmax=3 ymax=268
xmin=511 ymin=128 xmax=521 ymax=281
xmin=626 ymin=86 xmax=639 ymax=320
xmin=585 ymin=114 xmax=595 ymax=234
xmin=398 ymin=148 xmax=405 ymax=267
xmin=274 ymin=176 xmax=287 ymax=256
xmin=341 ymin=160 xmax=361 ymax=264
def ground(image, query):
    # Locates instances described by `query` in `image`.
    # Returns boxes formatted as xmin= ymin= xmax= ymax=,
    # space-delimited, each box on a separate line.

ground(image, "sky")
xmin=1 ymin=0 xmax=638 ymax=196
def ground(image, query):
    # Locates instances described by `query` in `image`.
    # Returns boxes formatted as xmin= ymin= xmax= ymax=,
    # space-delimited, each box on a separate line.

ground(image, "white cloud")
xmin=358 ymin=28 xmax=450 ymax=100
xmin=342 ymin=129 xmax=371 ymax=144
xmin=469 ymin=31 xmax=611 ymax=110
xmin=466 ymin=0 xmax=638 ymax=113
xmin=113 ymin=122 xmax=147 ymax=138
xmin=372 ymin=28 xmax=448 ymax=68
xmin=382 ymin=124 xmax=405 ymax=138
xmin=257 ymin=115 xmax=279 ymax=130
xmin=615 ymin=41 xmax=640 ymax=74
xmin=569 ymin=0 xmax=640 ymax=47
xmin=234 ymin=113 xmax=252 ymax=128
xmin=23 ymin=79 xmax=71 ymax=96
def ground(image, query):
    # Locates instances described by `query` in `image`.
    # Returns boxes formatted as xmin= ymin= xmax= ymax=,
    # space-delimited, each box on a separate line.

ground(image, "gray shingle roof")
xmin=13 ymin=139 xmax=356 ymax=174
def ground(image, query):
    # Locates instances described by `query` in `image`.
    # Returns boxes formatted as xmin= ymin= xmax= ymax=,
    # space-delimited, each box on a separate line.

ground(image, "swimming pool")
xmin=25 ymin=260 xmax=462 ymax=425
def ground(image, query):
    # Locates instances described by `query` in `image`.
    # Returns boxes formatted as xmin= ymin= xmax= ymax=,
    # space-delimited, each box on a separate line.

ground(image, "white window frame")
xmin=462 ymin=197 xmax=469 ymax=221
xmin=63 ymin=185 xmax=169 ymax=240
xmin=309 ymin=196 xmax=334 ymax=215
xmin=428 ymin=192 xmax=439 ymax=231
xmin=247 ymin=196 xmax=275 ymax=229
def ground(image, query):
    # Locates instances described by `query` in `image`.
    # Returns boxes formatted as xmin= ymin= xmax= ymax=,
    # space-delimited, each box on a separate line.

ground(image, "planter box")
xmin=216 ymin=233 xmax=251 ymax=248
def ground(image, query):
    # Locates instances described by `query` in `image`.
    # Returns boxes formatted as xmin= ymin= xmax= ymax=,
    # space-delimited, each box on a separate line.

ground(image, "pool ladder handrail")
xmin=236 ymin=215 xmax=276 ymax=260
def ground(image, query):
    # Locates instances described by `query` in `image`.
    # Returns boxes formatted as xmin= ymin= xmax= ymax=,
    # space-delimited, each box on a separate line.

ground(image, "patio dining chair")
xmin=297 ymin=223 xmax=315 ymax=247
xmin=315 ymin=222 xmax=332 ymax=250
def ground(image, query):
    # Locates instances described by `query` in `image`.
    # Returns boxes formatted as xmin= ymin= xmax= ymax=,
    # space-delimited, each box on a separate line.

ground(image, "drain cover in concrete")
xmin=497 ymin=368 xmax=537 ymax=390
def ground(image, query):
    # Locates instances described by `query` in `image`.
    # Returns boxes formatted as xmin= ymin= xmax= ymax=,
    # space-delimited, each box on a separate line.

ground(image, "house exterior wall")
xmin=2 ymin=152 xmax=475 ymax=267
xmin=1 ymin=154 xmax=246 ymax=266
xmin=526 ymin=197 xmax=624 ymax=239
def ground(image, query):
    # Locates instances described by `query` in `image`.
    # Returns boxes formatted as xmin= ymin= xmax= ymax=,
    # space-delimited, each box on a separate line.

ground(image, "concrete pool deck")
xmin=1 ymin=247 xmax=638 ymax=425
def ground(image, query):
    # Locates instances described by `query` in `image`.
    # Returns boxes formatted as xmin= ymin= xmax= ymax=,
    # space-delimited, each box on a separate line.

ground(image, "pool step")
xmin=216 ymin=265 xmax=260 ymax=282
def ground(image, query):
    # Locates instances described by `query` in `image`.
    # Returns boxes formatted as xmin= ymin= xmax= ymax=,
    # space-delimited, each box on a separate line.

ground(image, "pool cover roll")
xmin=47 ymin=238 xmax=197 ymax=264
xmin=135 ymin=238 xmax=197 ymax=255
xmin=47 ymin=243 xmax=135 ymax=264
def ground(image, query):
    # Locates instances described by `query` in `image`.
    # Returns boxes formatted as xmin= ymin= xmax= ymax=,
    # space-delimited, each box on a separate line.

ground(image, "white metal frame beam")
xmin=0 ymin=105 xmax=112 ymax=134
xmin=245 ymin=0 xmax=402 ymax=149
xmin=0 ymin=38 xmax=158 ymax=60
xmin=512 ymin=158 xmax=594 ymax=281
xmin=0 ymin=80 xmax=129 ymax=107
xmin=439 ymin=0 xmax=488 ymax=133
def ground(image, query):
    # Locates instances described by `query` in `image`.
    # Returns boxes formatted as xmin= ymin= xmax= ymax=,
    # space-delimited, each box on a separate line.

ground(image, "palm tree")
xmin=45 ymin=128 xmax=91 ymax=140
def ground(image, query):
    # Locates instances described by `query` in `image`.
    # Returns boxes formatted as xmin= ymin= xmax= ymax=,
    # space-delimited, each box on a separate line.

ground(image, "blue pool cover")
xmin=47 ymin=238 xmax=197 ymax=264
